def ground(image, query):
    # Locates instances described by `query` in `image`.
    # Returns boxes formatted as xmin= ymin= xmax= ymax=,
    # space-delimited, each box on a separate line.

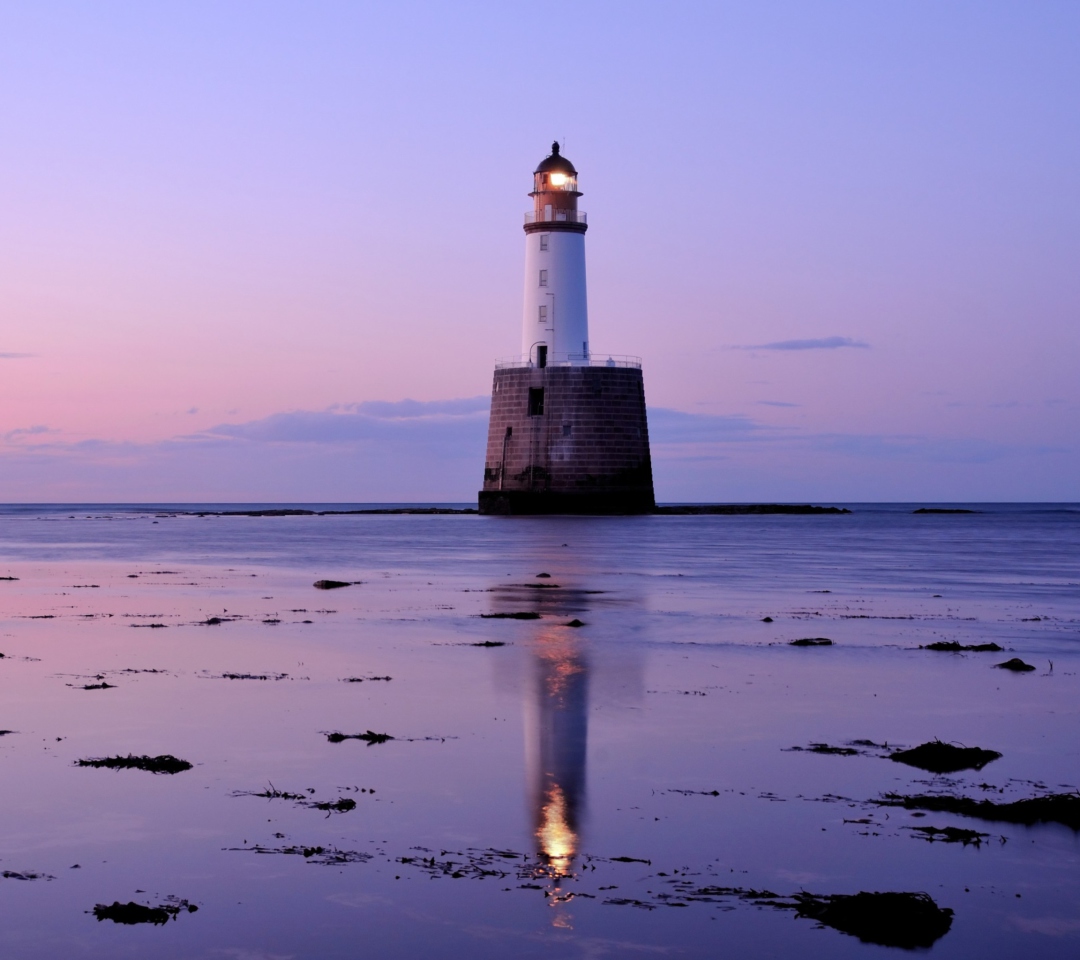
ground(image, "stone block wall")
xmin=478 ymin=365 xmax=655 ymax=514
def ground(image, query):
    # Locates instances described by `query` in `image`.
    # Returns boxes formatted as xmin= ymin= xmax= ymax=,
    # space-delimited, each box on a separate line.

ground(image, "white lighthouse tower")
xmin=520 ymin=142 xmax=589 ymax=367
xmin=479 ymin=142 xmax=654 ymax=515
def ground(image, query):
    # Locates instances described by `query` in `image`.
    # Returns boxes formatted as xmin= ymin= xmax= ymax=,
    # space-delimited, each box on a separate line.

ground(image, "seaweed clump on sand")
xmin=789 ymin=637 xmax=833 ymax=647
xmin=76 ymin=755 xmax=192 ymax=774
xmin=888 ymin=740 xmax=1002 ymax=774
xmin=876 ymin=791 xmax=1080 ymax=830
xmin=479 ymin=612 xmax=540 ymax=620
xmin=786 ymin=743 xmax=860 ymax=756
xmin=907 ymin=825 xmax=990 ymax=846
xmin=313 ymin=580 xmax=353 ymax=590
xmin=325 ymin=730 xmax=393 ymax=745
xmin=922 ymin=641 xmax=1003 ymax=652
xmin=470 ymin=640 xmax=506 ymax=647
xmin=792 ymin=891 xmax=953 ymax=948
xmin=995 ymin=658 xmax=1036 ymax=672
xmin=92 ymin=898 xmax=198 ymax=925
xmin=82 ymin=682 xmax=117 ymax=690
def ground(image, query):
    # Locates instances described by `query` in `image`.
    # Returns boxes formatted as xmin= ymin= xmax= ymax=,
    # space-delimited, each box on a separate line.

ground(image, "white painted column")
xmin=521 ymin=230 xmax=589 ymax=364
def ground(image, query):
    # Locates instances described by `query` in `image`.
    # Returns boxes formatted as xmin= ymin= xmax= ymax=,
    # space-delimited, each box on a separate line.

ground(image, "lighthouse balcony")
xmin=524 ymin=210 xmax=587 ymax=225
xmin=495 ymin=353 xmax=641 ymax=370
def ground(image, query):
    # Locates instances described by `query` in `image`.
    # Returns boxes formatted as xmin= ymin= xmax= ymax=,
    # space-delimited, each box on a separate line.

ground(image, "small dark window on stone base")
xmin=562 ymin=424 xmax=572 ymax=437
xmin=528 ymin=388 xmax=545 ymax=417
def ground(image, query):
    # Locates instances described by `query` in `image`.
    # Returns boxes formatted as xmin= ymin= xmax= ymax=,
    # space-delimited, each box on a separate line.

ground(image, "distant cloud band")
xmin=737 ymin=336 xmax=869 ymax=351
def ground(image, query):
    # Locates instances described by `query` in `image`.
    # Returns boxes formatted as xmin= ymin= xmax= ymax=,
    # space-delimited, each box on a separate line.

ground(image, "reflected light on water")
xmin=537 ymin=782 xmax=577 ymax=874
xmin=526 ymin=625 xmax=589 ymax=923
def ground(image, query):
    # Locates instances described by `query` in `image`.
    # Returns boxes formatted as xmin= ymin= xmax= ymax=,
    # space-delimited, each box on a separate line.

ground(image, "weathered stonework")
xmin=478 ymin=365 xmax=655 ymax=515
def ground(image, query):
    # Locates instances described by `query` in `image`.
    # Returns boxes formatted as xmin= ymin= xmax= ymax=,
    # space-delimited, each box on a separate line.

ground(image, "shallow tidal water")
xmin=0 ymin=503 xmax=1077 ymax=959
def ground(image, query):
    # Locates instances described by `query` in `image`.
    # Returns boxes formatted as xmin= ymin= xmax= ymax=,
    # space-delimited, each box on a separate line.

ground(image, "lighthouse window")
xmin=538 ymin=305 xmax=547 ymax=323
xmin=562 ymin=423 xmax=572 ymax=437
xmin=539 ymin=235 xmax=549 ymax=251
xmin=528 ymin=388 xmax=545 ymax=417
xmin=538 ymin=269 xmax=548 ymax=287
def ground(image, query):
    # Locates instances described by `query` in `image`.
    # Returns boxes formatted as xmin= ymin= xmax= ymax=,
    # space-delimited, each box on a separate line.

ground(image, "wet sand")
xmin=0 ymin=506 xmax=1077 ymax=958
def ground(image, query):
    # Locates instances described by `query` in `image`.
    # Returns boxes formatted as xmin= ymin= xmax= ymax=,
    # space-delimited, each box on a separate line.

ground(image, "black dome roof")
xmin=534 ymin=141 xmax=578 ymax=176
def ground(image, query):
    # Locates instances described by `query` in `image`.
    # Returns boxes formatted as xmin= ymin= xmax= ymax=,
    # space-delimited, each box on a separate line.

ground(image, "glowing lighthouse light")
xmin=521 ymin=141 xmax=589 ymax=366
xmin=478 ymin=142 xmax=654 ymax=516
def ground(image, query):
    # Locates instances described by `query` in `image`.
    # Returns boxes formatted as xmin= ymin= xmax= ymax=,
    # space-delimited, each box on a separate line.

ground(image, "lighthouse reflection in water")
xmin=491 ymin=577 xmax=642 ymax=926
xmin=526 ymin=624 xmax=588 ymax=881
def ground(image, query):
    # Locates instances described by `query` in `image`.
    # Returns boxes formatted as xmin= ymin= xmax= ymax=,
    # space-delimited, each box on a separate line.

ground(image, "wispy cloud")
xmin=203 ymin=397 xmax=489 ymax=445
xmin=0 ymin=352 xmax=35 ymax=359
xmin=2 ymin=425 xmax=56 ymax=444
xmin=736 ymin=336 xmax=869 ymax=351
xmin=647 ymin=409 xmax=767 ymax=444
xmin=0 ymin=398 xmax=1071 ymax=502
xmin=756 ymin=400 xmax=800 ymax=408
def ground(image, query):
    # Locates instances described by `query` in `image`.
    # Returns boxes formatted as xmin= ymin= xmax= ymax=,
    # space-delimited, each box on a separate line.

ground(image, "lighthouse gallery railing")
xmin=523 ymin=210 xmax=588 ymax=225
xmin=494 ymin=354 xmax=641 ymax=370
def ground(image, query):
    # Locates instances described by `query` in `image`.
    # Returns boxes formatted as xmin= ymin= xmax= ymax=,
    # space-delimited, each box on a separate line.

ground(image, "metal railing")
xmin=495 ymin=353 xmax=641 ymax=370
xmin=524 ymin=210 xmax=588 ymax=225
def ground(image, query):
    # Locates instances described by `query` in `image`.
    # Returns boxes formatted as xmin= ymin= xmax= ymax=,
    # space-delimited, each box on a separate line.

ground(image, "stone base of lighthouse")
xmin=478 ymin=365 xmax=655 ymax=515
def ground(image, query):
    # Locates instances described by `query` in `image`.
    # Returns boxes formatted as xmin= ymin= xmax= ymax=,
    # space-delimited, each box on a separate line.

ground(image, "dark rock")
xmin=92 ymin=899 xmax=197 ymax=925
xmin=76 ymin=754 xmax=192 ymax=774
xmin=325 ymin=730 xmax=393 ymax=745
xmin=313 ymin=580 xmax=352 ymax=590
xmin=907 ymin=825 xmax=990 ymax=846
xmin=888 ymin=740 xmax=1001 ymax=774
xmin=789 ymin=637 xmax=833 ymax=647
xmin=793 ymin=891 xmax=953 ymax=948
xmin=565 ymin=619 xmax=586 ymax=627
xmin=479 ymin=611 xmax=541 ymax=620
xmin=787 ymin=743 xmax=860 ymax=756
xmin=995 ymin=658 xmax=1036 ymax=672
xmin=922 ymin=641 xmax=1003 ymax=652
xmin=876 ymin=791 xmax=1080 ymax=830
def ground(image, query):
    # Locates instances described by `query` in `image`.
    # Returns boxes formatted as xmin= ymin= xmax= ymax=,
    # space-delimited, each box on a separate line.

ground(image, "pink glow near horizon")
xmin=1 ymin=2 xmax=1077 ymax=501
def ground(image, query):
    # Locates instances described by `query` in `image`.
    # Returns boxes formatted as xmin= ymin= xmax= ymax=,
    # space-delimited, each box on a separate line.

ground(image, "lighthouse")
xmin=478 ymin=143 xmax=655 ymax=515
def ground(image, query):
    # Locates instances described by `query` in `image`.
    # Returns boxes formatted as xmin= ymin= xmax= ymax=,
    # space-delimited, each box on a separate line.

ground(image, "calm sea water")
xmin=0 ymin=504 xmax=1076 ymax=958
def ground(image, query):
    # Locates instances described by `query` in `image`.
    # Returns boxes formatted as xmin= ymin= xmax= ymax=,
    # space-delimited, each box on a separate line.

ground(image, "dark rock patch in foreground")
xmin=789 ymin=637 xmax=833 ymax=647
xmin=907 ymin=825 xmax=990 ymax=846
xmin=888 ymin=740 xmax=1002 ymax=774
xmin=92 ymin=898 xmax=197 ymax=925
xmin=313 ymin=579 xmax=353 ymax=590
xmin=792 ymin=891 xmax=953 ymax=949
xmin=228 ymin=843 xmax=373 ymax=864
xmin=76 ymin=755 xmax=192 ymax=775
xmin=876 ymin=791 xmax=1080 ymax=830
xmin=786 ymin=743 xmax=860 ymax=756
xmin=479 ymin=612 xmax=540 ymax=620
xmin=2 ymin=870 xmax=53 ymax=881
xmin=922 ymin=641 xmax=1003 ymax=652
xmin=325 ymin=730 xmax=393 ymax=745
xmin=995 ymin=658 xmax=1036 ymax=672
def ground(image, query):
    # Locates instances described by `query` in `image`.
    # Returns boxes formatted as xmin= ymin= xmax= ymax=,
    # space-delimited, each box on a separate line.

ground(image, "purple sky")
xmin=1 ymin=1 xmax=1077 ymax=502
